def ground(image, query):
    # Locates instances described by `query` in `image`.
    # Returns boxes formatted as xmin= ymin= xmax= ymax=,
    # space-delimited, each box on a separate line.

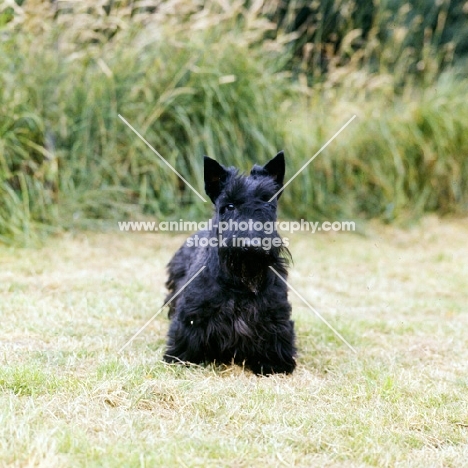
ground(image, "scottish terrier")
xmin=163 ymin=151 xmax=296 ymax=375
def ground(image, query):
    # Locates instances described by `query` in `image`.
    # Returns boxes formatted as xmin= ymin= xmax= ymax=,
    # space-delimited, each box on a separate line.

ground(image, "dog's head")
xmin=203 ymin=152 xmax=289 ymax=290
xmin=205 ymin=152 xmax=287 ymax=254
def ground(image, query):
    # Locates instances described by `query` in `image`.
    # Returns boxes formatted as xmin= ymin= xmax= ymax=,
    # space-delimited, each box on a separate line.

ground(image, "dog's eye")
xmin=220 ymin=203 xmax=235 ymax=214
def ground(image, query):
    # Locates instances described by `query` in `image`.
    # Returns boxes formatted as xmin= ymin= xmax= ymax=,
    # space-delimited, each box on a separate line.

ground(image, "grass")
xmin=1 ymin=218 xmax=468 ymax=466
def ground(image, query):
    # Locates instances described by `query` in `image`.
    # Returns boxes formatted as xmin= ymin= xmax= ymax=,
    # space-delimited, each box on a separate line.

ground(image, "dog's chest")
xmin=216 ymin=294 xmax=266 ymax=324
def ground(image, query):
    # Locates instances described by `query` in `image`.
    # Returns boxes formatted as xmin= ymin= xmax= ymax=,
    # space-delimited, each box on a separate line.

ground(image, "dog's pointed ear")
xmin=250 ymin=151 xmax=285 ymax=198
xmin=263 ymin=151 xmax=285 ymax=186
xmin=204 ymin=156 xmax=228 ymax=203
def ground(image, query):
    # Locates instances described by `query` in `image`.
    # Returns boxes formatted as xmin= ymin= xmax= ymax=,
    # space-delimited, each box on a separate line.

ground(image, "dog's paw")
xmin=248 ymin=359 xmax=296 ymax=376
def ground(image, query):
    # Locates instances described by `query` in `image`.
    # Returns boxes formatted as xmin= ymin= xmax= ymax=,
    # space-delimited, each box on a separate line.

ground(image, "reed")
xmin=1 ymin=0 xmax=467 ymax=243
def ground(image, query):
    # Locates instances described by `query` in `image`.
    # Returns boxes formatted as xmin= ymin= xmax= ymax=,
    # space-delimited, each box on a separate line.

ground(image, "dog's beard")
xmin=218 ymin=244 xmax=281 ymax=294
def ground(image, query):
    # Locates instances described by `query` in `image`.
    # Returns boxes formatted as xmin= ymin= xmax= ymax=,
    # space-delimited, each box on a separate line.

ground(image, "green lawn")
xmin=1 ymin=218 xmax=468 ymax=467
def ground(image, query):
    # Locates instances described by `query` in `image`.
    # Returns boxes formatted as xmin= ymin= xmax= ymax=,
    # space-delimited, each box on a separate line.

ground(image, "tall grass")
xmin=1 ymin=0 xmax=468 ymax=243
xmin=281 ymin=75 xmax=468 ymax=221
xmin=274 ymin=0 xmax=467 ymax=83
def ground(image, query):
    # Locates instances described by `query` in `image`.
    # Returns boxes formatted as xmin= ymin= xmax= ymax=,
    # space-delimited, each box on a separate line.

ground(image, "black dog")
xmin=163 ymin=151 xmax=296 ymax=375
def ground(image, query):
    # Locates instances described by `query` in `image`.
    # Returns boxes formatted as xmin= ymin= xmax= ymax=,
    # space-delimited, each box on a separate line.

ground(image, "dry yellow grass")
xmin=1 ymin=217 xmax=468 ymax=467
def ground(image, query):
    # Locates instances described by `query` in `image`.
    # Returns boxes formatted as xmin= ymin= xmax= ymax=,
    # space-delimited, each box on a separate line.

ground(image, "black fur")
xmin=163 ymin=151 xmax=296 ymax=375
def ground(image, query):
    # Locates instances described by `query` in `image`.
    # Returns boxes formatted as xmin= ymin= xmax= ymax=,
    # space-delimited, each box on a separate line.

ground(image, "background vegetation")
xmin=1 ymin=0 xmax=468 ymax=243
